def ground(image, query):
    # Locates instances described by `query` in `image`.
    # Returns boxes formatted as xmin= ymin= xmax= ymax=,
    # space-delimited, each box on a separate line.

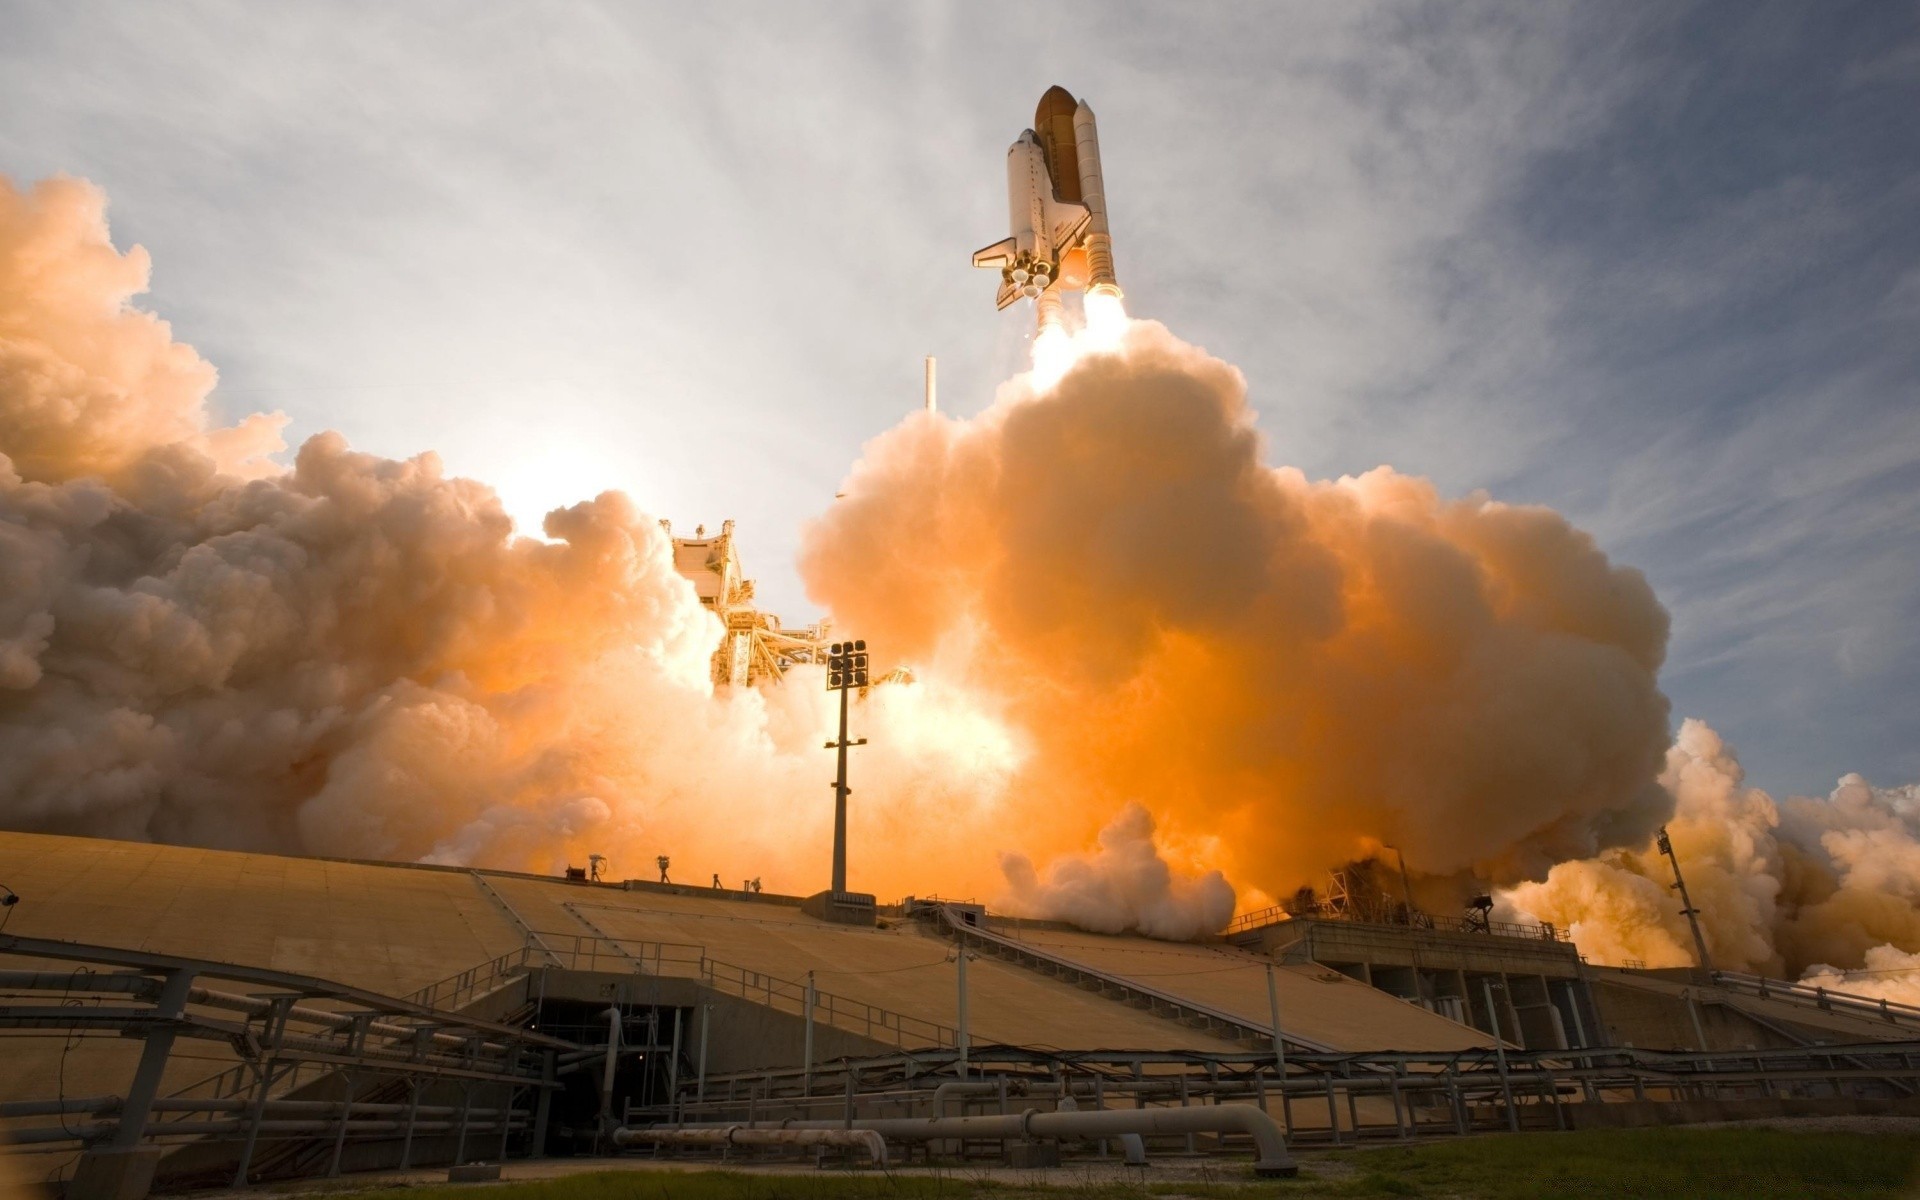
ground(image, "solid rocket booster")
xmin=1072 ymin=100 xmax=1119 ymax=298
xmin=972 ymin=85 xmax=1122 ymax=331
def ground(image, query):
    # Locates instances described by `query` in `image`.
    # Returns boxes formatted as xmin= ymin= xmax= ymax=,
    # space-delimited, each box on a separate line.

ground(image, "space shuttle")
xmin=972 ymin=85 xmax=1122 ymax=333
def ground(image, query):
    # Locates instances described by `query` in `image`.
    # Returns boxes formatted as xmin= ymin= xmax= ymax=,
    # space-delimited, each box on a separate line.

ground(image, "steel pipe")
xmin=0 ymin=971 xmax=156 ymax=995
xmin=0 ymin=1096 xmax=117 ymax=1118
xmin=3 ymin=1117 xmax=524 ymax=1146
xmin=653 ymin=1103 xmax=1295 ymax=1176
xmin=615 ymin=1125 xmax=888 ymax=1166
xmin=928 ymin=1080 xmax=998 ymax=1114
xmin=186 ymin=986 xmax=506 ymax=1052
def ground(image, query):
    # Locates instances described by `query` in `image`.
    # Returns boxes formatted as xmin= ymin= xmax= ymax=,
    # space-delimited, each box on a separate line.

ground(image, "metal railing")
xmin=536 ymin=931 xmax=706 ymax=977
xmin=1224 ymin=906 xmax=1565 ymax=942
xmin=405 ymin=945 xmax=542 ymax=1012
xmin=689 ymin=1036 xmax=1920 ymax=1148
xmin=526 ymin=930 xmax=957 ymax=1051
xmin=931 ymin=906 xmax=1341 ymax=1055
xmin=1713 ymin=970 xmax=1920 ymax=1030
xmin=157 ymin=947 xmax=546 ymax=1109
xmin=704 ymin=957 xmax=956 ymax=1049
xmin=0 ymin=933 xmax=576 ymax=1182
xmin=1222 ymin=905 xmax=1291 ymax=934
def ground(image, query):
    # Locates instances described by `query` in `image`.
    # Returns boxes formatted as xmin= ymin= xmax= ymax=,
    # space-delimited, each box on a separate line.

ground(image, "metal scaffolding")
xmin=0 ymin=934 xmax=579 ymax=1191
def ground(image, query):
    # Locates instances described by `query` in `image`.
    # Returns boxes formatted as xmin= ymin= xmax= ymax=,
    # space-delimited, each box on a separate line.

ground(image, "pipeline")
xmin=186 ymin=985 xmax=508 ymax=1053
xmin=5 ymin=1117 xmax=525 ymax=1146
xmin=0 ymin=970 xmax=155 ymax=995
xmin=614 ymin=1125 xmax=887 ymax=1166
xmin=653 ymin=1103 xmax=1295 ymax=1177
xmin=928 ymin=1080 xmax=998 ymax=1114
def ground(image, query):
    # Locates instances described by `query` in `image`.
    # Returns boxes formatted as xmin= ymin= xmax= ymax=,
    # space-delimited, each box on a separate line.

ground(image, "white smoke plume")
xmin=998 ymin=803 xmax=1236 ymax=941
xmin=1504 ymin=718 xmax=1920 ymax=994
xmin=26 ymin=170 xmax=1909 ymax=967
xmin=802 ymin=307 xmax=1676 ymax=915
xmin=1802 ymin=947 xmax=1920 ymax=1009
xmin=0 ymin=174 xmax=1020 ymax=899
xmin=0 ymin=171 xmax=1692 ymax=941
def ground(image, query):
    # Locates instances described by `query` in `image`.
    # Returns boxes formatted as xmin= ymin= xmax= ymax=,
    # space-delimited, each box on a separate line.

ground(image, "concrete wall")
xmin=1249 ymin=919 xmax=1582 ymax=979
xmin=1591 ymin=978 xmax=1792 ymax=1052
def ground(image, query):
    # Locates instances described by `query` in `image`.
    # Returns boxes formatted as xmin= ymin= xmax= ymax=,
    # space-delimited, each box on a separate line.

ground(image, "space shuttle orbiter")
xmin=972 ymin=85 xmax=1122 ymax=333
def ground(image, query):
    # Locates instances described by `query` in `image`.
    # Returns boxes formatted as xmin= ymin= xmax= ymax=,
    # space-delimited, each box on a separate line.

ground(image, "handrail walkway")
xmin=524 ymin=928 xmax=958 ymax=1052
xmin=469 ymin=871 xmax=562 ymax=964
xmin=929 ymin=904 xmax=1340 ymax=1055
xmin=0 ymin=933 xmax=571 ymax=1181
xmin=405 ymin=945 xmax=543 ymax=1012
xmin=1712 ymin=970 xmax=1920 ymax=1033
xmin=1224 ymin=905 xmax=1564 ymax=941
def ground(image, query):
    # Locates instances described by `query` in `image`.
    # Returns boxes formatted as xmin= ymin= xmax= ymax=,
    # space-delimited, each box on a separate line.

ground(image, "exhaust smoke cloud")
xmin=0 ymin=175 xmax=1017 ymax=897
xmin=803 ymin=305 xmax=1676 ymax=919
xmin=1504 ymin=718 xmax=1920 ymax=999
xmin=999 ymin=803 xmax=1235 ymax=941
xmin=8 ymin=172 xmax=1915 ymax=976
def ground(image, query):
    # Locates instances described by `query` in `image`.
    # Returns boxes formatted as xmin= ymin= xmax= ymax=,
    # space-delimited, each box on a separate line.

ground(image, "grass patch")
xmin=340 ymin=1128 xmax=1920 ymax=1200
xmin=1311 ymin=1126 xmax=1920 ymax=1199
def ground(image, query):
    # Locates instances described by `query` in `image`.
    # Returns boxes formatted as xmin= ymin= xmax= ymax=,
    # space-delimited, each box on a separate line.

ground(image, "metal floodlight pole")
xmin=1657 ymin=826 xmax=1716 ymax=974
xmin=833 ymin=676 xmax=850 ymax=893
xmin=824 ymin=640 xmax=870 ymax=895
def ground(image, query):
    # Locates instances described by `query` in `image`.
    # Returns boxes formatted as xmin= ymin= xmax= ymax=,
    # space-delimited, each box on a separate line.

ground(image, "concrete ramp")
xmin=0 ymin=832 xmax=525 ymax=997
xmin=973 ymin=921 xmax=1496 ymax=1053
xmin=1592 ymin=966 xmax=1920 ymax=1050
xmin=501 ymin=879 xmax=1250 ymax=1055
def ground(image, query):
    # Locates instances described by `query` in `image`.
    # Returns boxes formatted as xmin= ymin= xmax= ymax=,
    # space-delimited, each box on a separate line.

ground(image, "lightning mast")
xmin=1657 ymin=826 xmax=1715 ymax=974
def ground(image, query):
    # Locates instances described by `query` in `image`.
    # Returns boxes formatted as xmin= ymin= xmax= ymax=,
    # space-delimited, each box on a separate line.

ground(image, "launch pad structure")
xmin=666 ymin=519 xmax=826 ymax=687
xmin=9 ymin=832 xmax=1920 ymax=1199
xmin=4 ymin=83 xmax=1914 ymax=1200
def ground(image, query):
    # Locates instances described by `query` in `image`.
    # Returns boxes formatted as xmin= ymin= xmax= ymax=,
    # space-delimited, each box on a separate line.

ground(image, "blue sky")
xmin=2 ymin=2 xmax=1914 ymax=796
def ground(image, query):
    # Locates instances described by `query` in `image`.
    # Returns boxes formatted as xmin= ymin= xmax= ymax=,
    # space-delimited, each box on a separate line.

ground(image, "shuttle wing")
xmin=972 ymin=236 xmax=1018 ymax=269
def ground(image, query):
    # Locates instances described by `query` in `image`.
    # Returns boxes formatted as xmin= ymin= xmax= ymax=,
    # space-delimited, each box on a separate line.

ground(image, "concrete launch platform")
xmin=0 ymin=830 xmax=1494 ymax=1106
xmin=9 ymin=830 xmax=1920 ymax=1197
